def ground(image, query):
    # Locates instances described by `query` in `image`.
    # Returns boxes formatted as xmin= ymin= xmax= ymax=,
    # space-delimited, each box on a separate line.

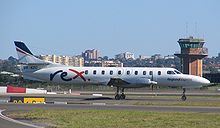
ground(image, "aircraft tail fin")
xmin=14 ymin=41 xmax=48 ymax=64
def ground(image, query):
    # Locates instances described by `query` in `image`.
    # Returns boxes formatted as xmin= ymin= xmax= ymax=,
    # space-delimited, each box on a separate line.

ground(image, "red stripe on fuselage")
xmin=16 ymin=47 xmax=28 ymax=55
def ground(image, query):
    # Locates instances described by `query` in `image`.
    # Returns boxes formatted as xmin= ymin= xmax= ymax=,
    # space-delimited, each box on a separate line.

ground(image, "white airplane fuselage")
xmin=22 ymin=65 xmax=210 ymax=88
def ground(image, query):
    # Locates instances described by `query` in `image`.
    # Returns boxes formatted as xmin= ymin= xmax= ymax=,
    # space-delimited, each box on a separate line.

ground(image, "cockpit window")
xmin=167 ymin=71 xmax=175 ymax=75
xmin=174 ymin=70 xmax=182 ymax=74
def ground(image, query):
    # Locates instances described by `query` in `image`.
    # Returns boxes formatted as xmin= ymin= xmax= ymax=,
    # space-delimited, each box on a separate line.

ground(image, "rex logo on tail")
xmin=14 ymin=41 xmax=211 ymax=100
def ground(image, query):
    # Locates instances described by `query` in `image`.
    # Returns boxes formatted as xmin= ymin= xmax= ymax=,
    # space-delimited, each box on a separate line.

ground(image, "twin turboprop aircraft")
xmin=14 ymin=41 xmax=211 ymax=101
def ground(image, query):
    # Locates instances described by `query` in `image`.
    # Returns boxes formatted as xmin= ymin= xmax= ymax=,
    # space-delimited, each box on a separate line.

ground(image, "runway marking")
xmin=92 ymin=103 xmax=106 ymax=106
xmin=54 ymin=101 xmax=67 ymax=104
xmin=92 ymin=94 xmax=103 ymax=97
xmin=0 ymin=109 xmax=43 ymax=128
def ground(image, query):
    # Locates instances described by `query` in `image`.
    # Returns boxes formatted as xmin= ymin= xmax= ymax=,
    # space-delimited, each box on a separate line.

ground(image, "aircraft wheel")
xmin=120 ymin=94 xmax=126 ymax=100
xmin=115 ymin=94 xmax=121 ymax=100
xmin=181 ymin=95 xmax=187 ymax=101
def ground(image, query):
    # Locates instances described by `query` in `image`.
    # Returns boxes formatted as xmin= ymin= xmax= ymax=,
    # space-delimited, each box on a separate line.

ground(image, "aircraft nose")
xmin=196 ymin=77 xmax=210 ymax=85
xmin=201 ymin=78 xmax=210 ymax=85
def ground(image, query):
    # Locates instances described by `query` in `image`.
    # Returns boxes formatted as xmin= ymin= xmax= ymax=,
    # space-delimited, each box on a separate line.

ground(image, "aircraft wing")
xmin=107 ymin=78 xmax=130 ymax=86
xmin=107 ymin=77 xmax=157 ymax=87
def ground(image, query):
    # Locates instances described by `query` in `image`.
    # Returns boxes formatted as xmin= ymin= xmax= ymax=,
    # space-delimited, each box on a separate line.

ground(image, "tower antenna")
xmin=186 ymin=22 xmax=188 ymax=37
xmin=195 ymin=22 xmax=198 ymax=37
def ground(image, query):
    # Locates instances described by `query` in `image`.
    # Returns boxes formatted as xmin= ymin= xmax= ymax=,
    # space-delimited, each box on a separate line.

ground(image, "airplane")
xmin=14 ymin=41 xmax=211 ymax=101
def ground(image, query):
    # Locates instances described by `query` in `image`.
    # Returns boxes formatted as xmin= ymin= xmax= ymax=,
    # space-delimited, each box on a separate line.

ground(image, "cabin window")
xmin=143 ymin=71 xmax=146 ymax=75
xmin=101 ymin=70 xmax=105 ymax=75
xmin=167 ymin=71 xmax=175 ymax=75
xmin=127 ymin=71 xmax=130 ymax=75
xmin=134 ymin=71 xmax=138 ymax=75
xmin=149 ymin=71 xmax=153 ymax=75
xmin=118 ymin=70 xmax=122 ymax=75
xmin=85 ymin=70 xmax=88 ymax=75
xmin=93 ymin=70 xmax=97 ymax=75
xmin=158 ymin=71 xmax=161 ymax=75
xmin=110 ymin=70 xmax=113 ymax=75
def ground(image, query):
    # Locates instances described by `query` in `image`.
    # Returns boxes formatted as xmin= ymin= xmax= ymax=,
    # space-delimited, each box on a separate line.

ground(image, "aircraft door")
xmin=149 ymin=70 xmax=157 ymax=82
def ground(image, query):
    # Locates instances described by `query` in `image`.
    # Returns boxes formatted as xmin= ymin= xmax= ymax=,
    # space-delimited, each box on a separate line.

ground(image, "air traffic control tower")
xmin=175 ymin=36 xmax=208 ymax=77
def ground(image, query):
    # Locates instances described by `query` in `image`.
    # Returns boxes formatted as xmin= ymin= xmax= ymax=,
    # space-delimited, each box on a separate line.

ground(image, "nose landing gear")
xmin=181 ymin=88 xmax=187 ymax=101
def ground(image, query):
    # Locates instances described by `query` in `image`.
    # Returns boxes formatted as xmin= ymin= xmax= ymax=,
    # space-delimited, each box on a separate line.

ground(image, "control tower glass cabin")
xmin=174 ymin=36 xmax=208 ymax=77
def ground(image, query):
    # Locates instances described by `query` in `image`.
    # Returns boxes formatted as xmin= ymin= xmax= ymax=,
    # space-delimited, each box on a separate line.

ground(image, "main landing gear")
xmin=115 ymin=87 xmax=126 ymax=100
xmin=181 ymin=88 xmax=187 ymax=101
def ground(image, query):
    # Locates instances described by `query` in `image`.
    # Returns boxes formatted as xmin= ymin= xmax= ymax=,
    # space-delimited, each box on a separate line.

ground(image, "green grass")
xmin=10 ymin=109 xmax=220 ymax=128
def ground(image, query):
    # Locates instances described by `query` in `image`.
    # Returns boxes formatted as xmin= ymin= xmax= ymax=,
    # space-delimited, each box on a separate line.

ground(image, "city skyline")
xmin=1 ymin=0 xmax=220 ymax=59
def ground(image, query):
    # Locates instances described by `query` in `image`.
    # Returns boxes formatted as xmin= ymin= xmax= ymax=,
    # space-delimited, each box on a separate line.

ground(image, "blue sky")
xmin=0 ymin=0 xmax=220 ymax=59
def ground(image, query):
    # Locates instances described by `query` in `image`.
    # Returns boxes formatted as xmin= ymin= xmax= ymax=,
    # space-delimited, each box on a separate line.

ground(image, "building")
xmin=139 ymin=55 xmax=150 ymax=60
xmin=101 ymin=60 xmax=123 ymax=67
xmin=84 ymin=60 xmax=123 ymax=67
xmin=115 ymin=52 xmax=135 ymax=60
xmin=39 ymin=55 xmax=84 ymax=67
xmin=151 ymin=54 xmax=163 ymax=61
xmin=115 ymin=53 xmax=124 ymax=60
xmin=82 ymin=49 xmax=99 ymax=60
xmin=71 ymin=56 xmax=84 ymax=67
xmin=174 ymin=36 xmax=208 ymax=76
xmin=164 ymin=55 xmax=175 ymax=60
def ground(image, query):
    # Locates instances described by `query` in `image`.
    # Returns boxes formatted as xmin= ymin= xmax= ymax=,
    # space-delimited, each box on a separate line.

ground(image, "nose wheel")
xmin=181 ymin=88 xmax=187 ymax=101
xmin=115 ymin=87 xmax=126 ymax=100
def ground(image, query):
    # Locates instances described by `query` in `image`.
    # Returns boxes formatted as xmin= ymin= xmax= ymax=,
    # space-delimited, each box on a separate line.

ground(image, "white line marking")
xmin=54 ymin=101 xmax=67 ymax=104
xmin=92 ymin=103 xmax=106 ymax=106
xmin=0 ymin=109 xmax=43 ymax=128
xmin=92 ymin=94 xmax=103 ymax=97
